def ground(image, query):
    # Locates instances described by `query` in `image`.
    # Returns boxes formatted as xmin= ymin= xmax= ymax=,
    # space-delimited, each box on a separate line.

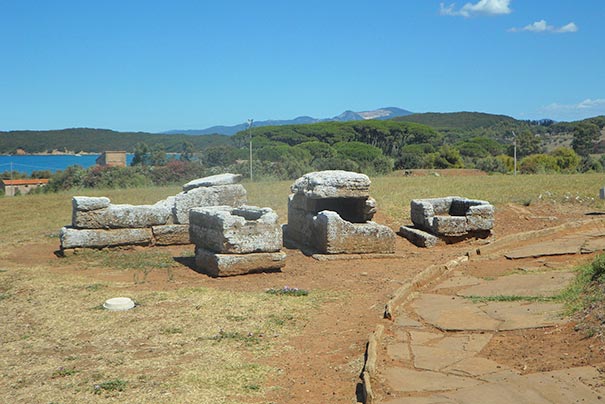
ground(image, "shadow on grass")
xmin=173 ymin=255 xmax=197 ymax=271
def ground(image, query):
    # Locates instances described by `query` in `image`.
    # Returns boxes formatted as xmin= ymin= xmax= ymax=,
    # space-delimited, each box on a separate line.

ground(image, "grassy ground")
xmin=0 ymin=262 xmax=319 ymax=403
xmin=2 ymin=173 xmax=603 ymax=246
xmin=1 ymin=172 xmax=605 ymax=403
xmin=563 ymin=254 xmax=605 ymax=339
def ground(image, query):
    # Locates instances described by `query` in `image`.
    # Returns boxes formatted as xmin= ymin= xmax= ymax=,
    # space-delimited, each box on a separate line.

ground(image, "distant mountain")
xmin=162 ymin=107 xmax=413 ymax=135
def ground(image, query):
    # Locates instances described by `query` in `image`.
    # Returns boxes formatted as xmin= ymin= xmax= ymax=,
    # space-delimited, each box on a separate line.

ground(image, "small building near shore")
xmin=1 ymin=178 xmax=49 ymax=196
xmin=96 ymin=151 xmax=127 ymax=167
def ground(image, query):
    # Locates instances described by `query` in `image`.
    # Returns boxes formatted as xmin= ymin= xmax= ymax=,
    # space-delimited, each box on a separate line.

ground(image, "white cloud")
xmin=557 ymin=22 xmax=579 ymax=33
xmin=539 ymin=99 xmax=605 ymax=121
xmin=440 ymin=0 xmax=512 ymax=18
xmin=509 ymin=20 xmax=579 ymax=33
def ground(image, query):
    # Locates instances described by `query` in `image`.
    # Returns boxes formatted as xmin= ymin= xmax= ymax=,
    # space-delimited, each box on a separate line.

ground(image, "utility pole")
xmin=10 ymin=161 xmax=13 ymax=180
xmin=512 ymin=131 xmax=517 ymax=176
xmin=247 ymin=119 xmax=254 ymax=181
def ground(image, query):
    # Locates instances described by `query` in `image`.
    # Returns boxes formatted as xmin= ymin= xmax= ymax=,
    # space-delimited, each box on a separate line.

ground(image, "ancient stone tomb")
xmin=59 ymin=173 xmax=246 ymax=251
xmin=284 ymin=170 xmax=395 ymax=254
xmin=399 ymin=196 xmax=494 ymax=247
xmin=189 ymin=205 xmax=286 ymax=277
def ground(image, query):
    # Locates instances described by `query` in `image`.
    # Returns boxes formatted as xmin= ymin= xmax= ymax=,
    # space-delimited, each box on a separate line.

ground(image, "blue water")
xmin=0 ymin=154 xmax=135 ymax=175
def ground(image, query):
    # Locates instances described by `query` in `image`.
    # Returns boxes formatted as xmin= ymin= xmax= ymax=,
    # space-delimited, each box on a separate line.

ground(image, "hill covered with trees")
xmin=4 ymin=113 xmax=605 ymax=193
xmin=0 ymin=128 xmax=230 ymax=154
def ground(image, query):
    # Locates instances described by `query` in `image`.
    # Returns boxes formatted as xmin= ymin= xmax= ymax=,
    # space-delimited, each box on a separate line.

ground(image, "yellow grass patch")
xmin=0 ymin=264 xmax=317 ymax=403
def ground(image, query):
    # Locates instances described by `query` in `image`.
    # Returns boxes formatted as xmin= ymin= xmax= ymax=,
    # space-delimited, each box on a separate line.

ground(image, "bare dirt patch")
xmin=480 ymin=323 xmax=605 ymax=374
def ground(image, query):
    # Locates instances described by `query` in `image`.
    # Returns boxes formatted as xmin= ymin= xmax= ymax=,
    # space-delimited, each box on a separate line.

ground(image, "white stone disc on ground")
xmin=103 ymin=297 xmax=135 ymax=311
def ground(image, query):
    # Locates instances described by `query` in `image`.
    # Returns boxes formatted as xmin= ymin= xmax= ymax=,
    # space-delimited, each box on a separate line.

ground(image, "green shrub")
xmin=519 ymin=154 xmax=559 ymax=174
xmin=549 ymin=147 xmax=580 ymax=172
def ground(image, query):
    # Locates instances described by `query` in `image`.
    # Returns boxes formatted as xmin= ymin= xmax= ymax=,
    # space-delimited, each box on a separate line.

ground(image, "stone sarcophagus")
xmin=410 ymin=196 xmax=494 ymax=236
xmin=399 ymin=196 xmax=494 ymax=247
xmin=284 ymin=170 xmax=395 ymax=254
xmin=59 ymin=173 xmax=247 ymax=251
xmin=189 ymin=205 xmax=286 ymax=277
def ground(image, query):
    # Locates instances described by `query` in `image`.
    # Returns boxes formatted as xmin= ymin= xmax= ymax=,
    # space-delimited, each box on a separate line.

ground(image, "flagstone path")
xmin=374 ymin=224 xmax=605 ymax=404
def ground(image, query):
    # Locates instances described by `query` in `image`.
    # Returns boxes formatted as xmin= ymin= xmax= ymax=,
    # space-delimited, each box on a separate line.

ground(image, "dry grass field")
xmin=1 ymin=173 xmax=604 ymax=403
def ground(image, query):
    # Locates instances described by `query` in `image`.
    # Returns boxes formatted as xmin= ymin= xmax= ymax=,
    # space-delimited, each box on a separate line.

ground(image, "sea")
xmin=0 ymin=154 xmax=135 ymax=176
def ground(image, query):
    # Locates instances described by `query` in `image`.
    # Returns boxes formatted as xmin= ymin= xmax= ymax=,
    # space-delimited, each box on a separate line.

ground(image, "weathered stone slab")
xmin=504 ymin=236 xmax=584 ymax=259
xmin=443 ymin=357 xmax=512 ymax=378
xmin=72 ymin=203 xmax=172 ymax=229
xmin=409 ymin=330 xmax=443 ymax=346
xmin=442 ymin=366 xmax=605 ymax=404
xmin=189 ymin=205 xmax=281 ymax=253
xmin=433 ymin=334 xmax=493 ymax=353
xmin=393 ymin=312 xmax=423 ymax=328
xmin=582 ymin=235 xmax=605 ymax=253
xmin=313 ymin=211 xmax=395 ymax=254
xmin=153 ymin=196 xmax=176 ymax=222
xmin=432 ymin=215 xmax=468 ymax=236
xmin=291 ymin=170 xmax=371 ymax=199
xmin=72 ymin=196 xmax=111 ymax=211
xmin=173 ymin=184 xmax=247 ymax=224
xmin=457 ymin=272 xmax=575 ymax=298
xmin=398 ymin=226 xmax=438 ymax=248
xmin=60 ymin=227 xmax=153 ymax=249
xmin=412 ymin=345 xmax=475 ymax=371
xmin=194 ymin=248 xmax=286 ymax=277
xmin=482 ymin=301 xmax=565 ymax=330
xmin=412 ymin=294 xmax=501 ymax=331
xmin=386 ymin=343 xmax=412 ymax=362
xmin=384 ymin=367 xmax=481 ymax=393
xmin=152 ymin=224 xmax=190 ymax=245
xmin=182 ymin=173 xmax=242 ymax=192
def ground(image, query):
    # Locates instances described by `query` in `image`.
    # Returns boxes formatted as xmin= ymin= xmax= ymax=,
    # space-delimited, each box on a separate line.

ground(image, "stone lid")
xmin=103 ymin=297 xmax=135 ymax=311
xmin=291 ymin=170 xmax=370 ymax=199
xmin=72 ymin=196 xmax=111 ymax=211
xmin=183 ymin=173 xmax=242 ymax=192
xmin=189 ymin=205 xmax=278 ymax=226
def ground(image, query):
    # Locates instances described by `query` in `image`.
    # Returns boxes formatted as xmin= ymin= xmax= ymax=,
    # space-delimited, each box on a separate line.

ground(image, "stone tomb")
xmin=284 ymin=170 xmax=395 ymax=254
xmin=59 ymin=173 xmax=247 ymax=251
xmin=399 ymin=196 xmax=494 ymax=247
xmin=190 ymin=205 xmax=286 ymax=277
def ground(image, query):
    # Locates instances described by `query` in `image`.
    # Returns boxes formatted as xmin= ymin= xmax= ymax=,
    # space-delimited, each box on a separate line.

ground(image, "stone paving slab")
xmin=411 ymin=294 xmax=501 ymax=331
xmin=412 ymin=293 xmax=565 ymax=331
xmin=444 ymin=366 xmax=605 ymax=404
xmin=582 ymin=236 xmax=605 ymax=253
xmin=383 ymin=367 xmax=482 ymax=393
xmin=504 ymin=236 xmax=585 ymax=259
xmin=409 ymin=330 xmax=443 ymax=345
xmin=386 ymin=343 xmax=412 ymax=362
xmin=383 ymin=366 xmax=605 ymax=404
xmin=411 ymin=345 xmax=474 ymax=371
xmin=457 ymin=272 xmax=575 ymax=297
xmin=481 ymin=301 xmax=565 ymax=330
xmin=442 ymin=357 xmax=514 ymax=378
xmin=432 ymin=334 xmax=493 ymax=353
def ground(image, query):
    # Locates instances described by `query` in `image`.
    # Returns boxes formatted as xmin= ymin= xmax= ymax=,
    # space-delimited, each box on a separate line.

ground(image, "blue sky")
xmin=1 ymin=0 xmax=604 ymax=132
